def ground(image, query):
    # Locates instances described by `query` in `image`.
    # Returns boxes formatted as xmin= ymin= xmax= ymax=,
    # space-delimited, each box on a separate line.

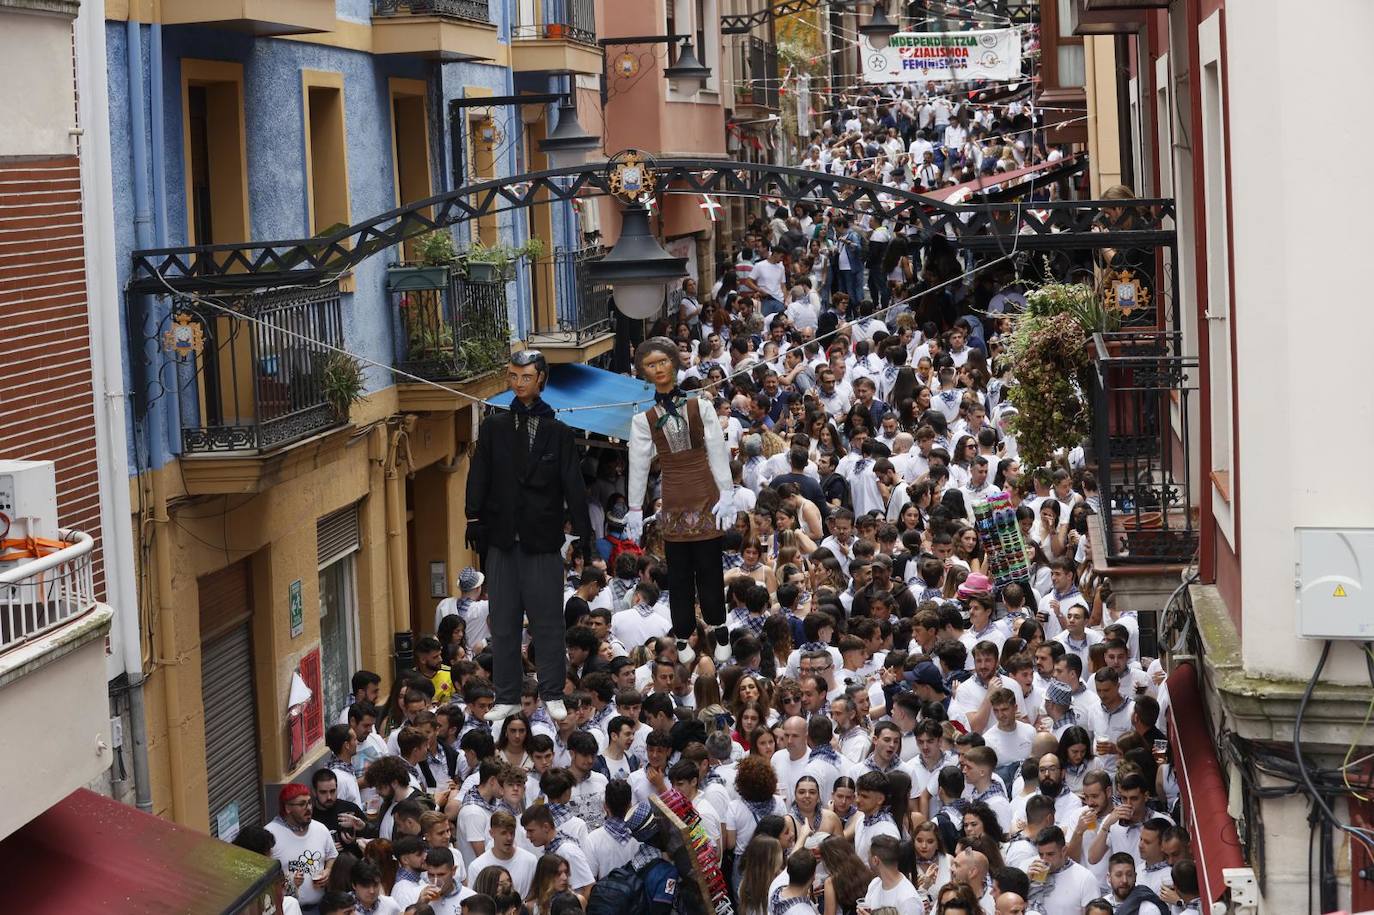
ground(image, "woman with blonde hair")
xmin=736 ymin=834 xmax=786 ymax=915
xmin=526 ymin=853 xmax=570 ymax=915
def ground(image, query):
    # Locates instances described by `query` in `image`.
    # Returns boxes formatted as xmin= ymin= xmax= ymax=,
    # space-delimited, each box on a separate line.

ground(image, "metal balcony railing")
xmin=0 ymin=530 xmax=97 ymax=655
xmin=372 ymin=0 xmax=491 ymax=24
xmin=734 ymin=38 xmax=779 ymax=109
xmin=176 ymin=284 xmax=347 ymax=454
xmin=511 ymin=0 xmax=596 ymax=44
xmin=1086 ymin=330 xmax=1199 ymax=565
xmin=394 ymin=270 xmax=510 ymax=381
xmin=544 ymin=244 xmax=611 ymax=343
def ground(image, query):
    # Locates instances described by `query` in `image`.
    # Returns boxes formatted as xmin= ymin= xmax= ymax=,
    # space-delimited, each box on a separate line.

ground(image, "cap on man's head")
xmin=1044 ymin=679 xmax=1073 ymax=709
xmin=458 ymin=567 xmax=485 ymax=594
xmin=905 ymin=661 xmax=948 ymax=695
xmin=278 ymin=783 xmax=311 ymax=816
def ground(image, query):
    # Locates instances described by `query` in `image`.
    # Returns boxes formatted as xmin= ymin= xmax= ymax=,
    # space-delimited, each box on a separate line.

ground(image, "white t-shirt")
xmin=1035 ymin=860 xmax=1101 ymax=915
xmin=467 ymin=846 xmax=539 ymax=897
xmin=611 ymin=607 xmax=672 ymax=650
xmin=584 ymin=826 xmax=640 ymax=878
xmin=981 ymin=721 xmax=1036 ymax=769
xmin=727 ymin=796 xmax=786 ymax=851
xmin=546 ymin=836 xmax=596 ymax=890
xmin=456 ymin=801 xmax=493 ymax=866
xmin=854 ymin=813 xmax=901 ymax=863
xmin=263 ymin=819 xmax=338 ymax=908
xmin=864 ymin=875 xmax=925 ymax=915
xmin=751 ymin=259 xmax=787 ymax=300
xmin=434 ymin=597 xmax=491 ymax=649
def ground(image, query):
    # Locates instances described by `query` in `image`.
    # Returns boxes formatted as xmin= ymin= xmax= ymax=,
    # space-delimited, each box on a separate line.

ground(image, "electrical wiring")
xmin=1293 ymin=639 xmax=1374 ymax=859
xmin=1340 ymin=644 xmax=1374 ymax=801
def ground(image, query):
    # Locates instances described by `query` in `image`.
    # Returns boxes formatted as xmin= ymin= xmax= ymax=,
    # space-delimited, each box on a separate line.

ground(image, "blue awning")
xmin=486 ymin=362 xmax=653 ymax=442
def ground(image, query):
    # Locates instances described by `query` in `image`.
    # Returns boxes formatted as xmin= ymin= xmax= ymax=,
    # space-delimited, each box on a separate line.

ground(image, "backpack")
xmin=584 ymin=862 xmax=649 ymax=915
xmin=606 ymin=534 xmax=643 ymax=567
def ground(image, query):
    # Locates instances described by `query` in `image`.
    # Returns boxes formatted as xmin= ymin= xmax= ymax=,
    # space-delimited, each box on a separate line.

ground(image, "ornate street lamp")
xmin=664 ymin=40 xmax=711 ymax=94
xmin=589 ymin=151 xmax=688 ymax=319
xmin=859 ymin=2 xmax=900 ymax=45
xmin=538 ymin=100 xmax=601 ymax=168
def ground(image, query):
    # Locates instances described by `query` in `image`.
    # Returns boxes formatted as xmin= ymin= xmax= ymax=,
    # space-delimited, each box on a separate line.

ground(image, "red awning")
xmin=0 ymin=788 xmax=284 ymax=914
xmin=1166 ymin=661 xmax=1246 ymax=903
xmin=922 ymin=156 xmax=1080 ymax=204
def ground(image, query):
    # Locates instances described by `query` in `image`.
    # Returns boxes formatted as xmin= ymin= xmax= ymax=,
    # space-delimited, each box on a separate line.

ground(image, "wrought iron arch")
xmin=126 ymin=155 xmax=1159 ymax=296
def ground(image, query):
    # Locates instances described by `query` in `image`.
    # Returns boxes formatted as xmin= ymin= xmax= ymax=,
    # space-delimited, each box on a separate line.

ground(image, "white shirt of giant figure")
xmin=624 ymin=344 xmax=733 ymax=540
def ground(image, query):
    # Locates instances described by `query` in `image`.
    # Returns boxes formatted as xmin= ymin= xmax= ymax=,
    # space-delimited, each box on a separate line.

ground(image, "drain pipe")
xmin=77 ymin=0 xmax=152 ymax=815
xmin=128 ymin=15 xmax=186 ymax=823
xmin=383 ymin=424 xmax=414 ymax=678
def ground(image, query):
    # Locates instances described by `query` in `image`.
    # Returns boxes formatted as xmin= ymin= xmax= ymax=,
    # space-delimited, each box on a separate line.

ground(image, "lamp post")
xmin=538 ymin=99 xmax=601 ymax=168
xmin=589 ymin=150 xmax=687 ymax=319
xmin=859 ymin=2 xmax=900 ymax=45
xmin=589 ymin=205 xmax=687 ymax=319
xmin=664 ymin=39 xmax=711 ymax=94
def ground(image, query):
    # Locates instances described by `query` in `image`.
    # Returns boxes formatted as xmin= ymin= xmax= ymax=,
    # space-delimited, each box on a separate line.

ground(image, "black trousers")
xmin=664 ymin=537 xmax=726 ymax=639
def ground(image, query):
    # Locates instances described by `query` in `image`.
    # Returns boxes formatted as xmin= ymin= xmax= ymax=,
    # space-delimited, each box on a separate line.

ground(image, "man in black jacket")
xmin=466 ymin=350 xmax=592 ymax=724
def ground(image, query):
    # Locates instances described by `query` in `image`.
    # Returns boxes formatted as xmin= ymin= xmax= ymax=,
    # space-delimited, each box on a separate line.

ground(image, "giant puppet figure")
xmin=625 ymin=338 xmax=733 ymax=646
xmin=466 ymin=350 xmax=592 ymax=723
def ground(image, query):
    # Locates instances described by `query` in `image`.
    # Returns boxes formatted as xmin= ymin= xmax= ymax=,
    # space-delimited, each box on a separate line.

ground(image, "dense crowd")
xmin=228 ymin=68 xmax=1195 ymax=915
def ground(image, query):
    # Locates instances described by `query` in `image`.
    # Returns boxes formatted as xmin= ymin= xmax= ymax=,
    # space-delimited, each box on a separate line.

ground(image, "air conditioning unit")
xmin=0 ymin=461 xmax=59 ymax=570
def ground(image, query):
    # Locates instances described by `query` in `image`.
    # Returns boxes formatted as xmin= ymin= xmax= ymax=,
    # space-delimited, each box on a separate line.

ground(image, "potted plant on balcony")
xmin=315 ymin=351 xmax=367 ymax=423
xmin=386 ymin=230 xmax=455 ymax=292
xmin=461 ymin=237 xmax=546 ymax=284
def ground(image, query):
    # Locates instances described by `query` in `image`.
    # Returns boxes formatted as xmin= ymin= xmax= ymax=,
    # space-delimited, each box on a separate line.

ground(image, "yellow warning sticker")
xmin=1333 ymin=585 xmax=1348 ymax=598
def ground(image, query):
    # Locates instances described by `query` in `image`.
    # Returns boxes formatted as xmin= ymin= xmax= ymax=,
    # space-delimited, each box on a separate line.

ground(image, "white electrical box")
xmin=1295 ymin=528 xmax=1374 ymax=640
xmin=0 ymin=460 xmax=59 ymax=542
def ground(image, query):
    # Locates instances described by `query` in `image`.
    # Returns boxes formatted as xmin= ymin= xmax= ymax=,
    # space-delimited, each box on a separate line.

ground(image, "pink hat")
xmin=957 ymin=573 xmax=993 ymax=597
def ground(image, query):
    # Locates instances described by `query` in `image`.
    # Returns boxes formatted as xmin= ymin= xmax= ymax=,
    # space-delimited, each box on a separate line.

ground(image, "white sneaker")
xmin=485 ymin=703 xmax=519 ymax=723
xmin=676 ymin=638 xmax=695 ymax=666
xmin=545 ymin=699 xmax=568 ymax=721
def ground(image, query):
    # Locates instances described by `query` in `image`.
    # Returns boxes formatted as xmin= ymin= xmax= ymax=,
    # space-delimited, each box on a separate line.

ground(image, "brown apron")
xmin=649 ymin=397 xmax=721 ymax=543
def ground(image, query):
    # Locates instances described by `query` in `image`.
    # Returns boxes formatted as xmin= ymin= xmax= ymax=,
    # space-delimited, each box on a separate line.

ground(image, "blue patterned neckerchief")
xmin=743 ymin=798 xmax=777 ymax=822
xmin=862 ymin=806 xmax=893 ymax=827
xmin=635 ymin=601 xmax=658 ymax=618
xmin=452 ymin=597 xmax=473 ymax=617
xmin=466 ymin=715 xmax=491 ymax=733
xmin=862 ymin=754 xmax=899 ymax=774
xmin=603 ymin=816 xmax=633 ymax=843
xmin=799 ymin=641 xmax=828 ymax=653
xmin=326 ymin=754 xmax=354 ymax=776
xmin=791 ymin=802 xmax=822 ymax=831
xmin=770 ymin=889 xmax=818 ymax=914
xmin=834 ymin=805 xmax=856 ymax=825
xmin=702 ymin=768 xmax=725 ymax=787
xmin=547 ymin=801 xmax=575 ymax=827
xmin=462 ymin=785 xmax=496 ymax=811
xmin=1053 ymin=710 xmax=1078 ymax=730
xmin=1144 ymin=859 xmax=1170 ymax=873
xmin=546 ymin=830 xmax=578 ymax=855
xmin=395 ymin=866 xmax=423 ymax=884
xmin=730 ymin=607 xmax=767 ymax=637
xmin=971 ymin=781 xmax=1006 ymax=803
xmin=809 ymin=744 xmax=842 ymax=766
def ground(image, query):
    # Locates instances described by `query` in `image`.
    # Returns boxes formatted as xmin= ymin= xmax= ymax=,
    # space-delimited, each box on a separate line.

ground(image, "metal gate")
xmin=199 ymin=560 xmax=262 ymax=838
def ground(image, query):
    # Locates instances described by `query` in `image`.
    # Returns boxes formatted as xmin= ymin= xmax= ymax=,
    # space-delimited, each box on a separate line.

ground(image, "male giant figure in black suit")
xmin=466 ymin=350 xmax=592 ymax=723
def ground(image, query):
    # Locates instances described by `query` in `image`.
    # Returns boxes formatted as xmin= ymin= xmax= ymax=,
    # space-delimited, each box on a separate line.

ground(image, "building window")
xmin=318 ymin=556 xmax=359 ymax=719
xmin=390 ymin=79 xmax=432 ymax=259
xmin=1053 ymin=0 xmax=1085 ymax=88
xmin=181 ymin=60 xmax=250 ymax=246
xmin=467 ymin=110 xmax=499 ymax=244
xmin=1198 ymin=12 xmax=1234 ymax=540
xmin=302 ymin=71 xmax=351 ymax=235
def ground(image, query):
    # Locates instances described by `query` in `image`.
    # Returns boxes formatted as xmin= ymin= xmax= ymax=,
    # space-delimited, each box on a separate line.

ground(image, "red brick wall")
xmin=0 ymin=155 xmax=105 ymax=596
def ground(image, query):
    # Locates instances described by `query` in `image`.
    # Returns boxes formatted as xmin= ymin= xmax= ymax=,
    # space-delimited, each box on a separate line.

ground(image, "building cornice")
xmin=0 ymin=0 xmax=82 ymax=18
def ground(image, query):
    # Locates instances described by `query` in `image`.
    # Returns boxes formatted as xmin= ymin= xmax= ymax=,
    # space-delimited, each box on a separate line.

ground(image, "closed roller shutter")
xmin=317 ymin=503 xmax=361 ymax=568
xmin=202 ymin=624 xmax=262 ymax=837
xmin=199 ymin=559 xmax=262 ymax=838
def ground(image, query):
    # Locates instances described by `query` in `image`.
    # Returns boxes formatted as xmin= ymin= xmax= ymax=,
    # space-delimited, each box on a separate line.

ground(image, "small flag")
xmin=699 ymin=195 xmax=722 ymax=222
